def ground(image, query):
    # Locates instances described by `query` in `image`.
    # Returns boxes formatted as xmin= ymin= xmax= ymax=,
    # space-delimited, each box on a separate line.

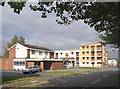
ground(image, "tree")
xmin=3 ymin=35 xmax=25 ymax=58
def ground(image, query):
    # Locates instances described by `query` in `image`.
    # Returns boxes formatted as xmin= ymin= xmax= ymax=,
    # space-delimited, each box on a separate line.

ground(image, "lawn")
xmin=2 ymin=76 xmax=39 ymax=84
xmin=78 ymin=67 xmax=98 ymax=69
xmin=42 ymin=71 xmax=75 ymax=75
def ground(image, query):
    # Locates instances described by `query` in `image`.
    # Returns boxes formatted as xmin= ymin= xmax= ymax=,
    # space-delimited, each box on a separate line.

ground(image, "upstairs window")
xmin=39 ymin=51 xmax=42 ymax=55
xmin=60 ymin=53 xmax=63 ymax=55
xmin=45 ymin=52 xmax=48 ymax=55
xmin=87 ymin=46 xmax=89 ymax=49
xmin=32 ymin=50 xmax=35 ymax=54
xmin=83 ymin=57 xmax=85 ymax=60
xmin=71 ymin=52 xmax=74 ymax=55
xmin=87 ymin=57 xmax=89 ymax=60
xmin=65 ymin=53 xmax=69 ymax=57
xmin=83 ymin=62 xmax=85 ymax=64
xmin=82 ymin=52 xmax=85 ymax=55
xmin=86 ymin=51 xmax=89 ymax=55
xmin=82 ymin=46 xmax=85 ymax=49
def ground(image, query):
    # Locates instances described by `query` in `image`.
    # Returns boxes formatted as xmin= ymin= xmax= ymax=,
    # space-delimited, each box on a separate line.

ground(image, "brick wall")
xmin=52 ymin=61 xmax=63 ymax=70
xmin=1 ymin=46 xmax=16 ymax=70
xmin=26 ymin=62 xmax=34 ymax=68
xmin=0 ymin=58 xmax=12 ymax=70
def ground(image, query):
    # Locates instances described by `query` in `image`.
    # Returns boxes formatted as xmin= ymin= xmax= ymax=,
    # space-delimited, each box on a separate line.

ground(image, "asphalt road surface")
xmin=34 ymin=67 xmax=119 ymax=88
xmin=2 ymin=70 xmax=41 ymax=77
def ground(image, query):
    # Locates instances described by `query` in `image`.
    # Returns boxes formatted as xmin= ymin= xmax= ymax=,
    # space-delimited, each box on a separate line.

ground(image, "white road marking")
xmin=63 ymin=81 xmax=67 ymax=83
xmin=91 ymin=79 xmax=101 ymax=85
xmin=103 ymin=75 xmax=108 ymax=78
xmin=50 ymin=84 xmax=56 ymax=86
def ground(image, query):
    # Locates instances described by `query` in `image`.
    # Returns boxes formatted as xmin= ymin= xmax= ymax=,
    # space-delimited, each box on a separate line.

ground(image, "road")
xmin=2 ymin=70 xmax=41 ymax=77
xmin=33 ymin=67 xmax=119 ymax=88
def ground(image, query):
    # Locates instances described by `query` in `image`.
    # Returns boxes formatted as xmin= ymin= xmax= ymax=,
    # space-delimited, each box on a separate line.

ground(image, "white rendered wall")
xmin=54 ymin=51 xmax=79 ymax=59
xmin=30 ymin=50 xmax=50 ymax=59
xmin=16 ymin=44 xmax=27 ymax=58
xmin=54 ymin=50 xmax=80 ymax=66
xmin=79 ymin=62 xmax=98 ymax=67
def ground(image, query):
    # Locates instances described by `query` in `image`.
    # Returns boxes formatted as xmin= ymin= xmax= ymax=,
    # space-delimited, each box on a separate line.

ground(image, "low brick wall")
xmin=26 ymin=62 xmax=35 ymax=68
xmin=52 ymin=61 xmax=64 ymax=70
xmin=0 ymin=58 xmax=13 ymax=70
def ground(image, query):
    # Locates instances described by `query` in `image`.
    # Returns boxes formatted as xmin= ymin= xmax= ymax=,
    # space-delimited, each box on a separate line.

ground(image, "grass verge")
xmin=78 ymin=67 xmax=98 ymax=69
xmin=42 ymin=71 xmax=76 ymax=75
xmin=2 ymin=76 xmax=40 ymax=84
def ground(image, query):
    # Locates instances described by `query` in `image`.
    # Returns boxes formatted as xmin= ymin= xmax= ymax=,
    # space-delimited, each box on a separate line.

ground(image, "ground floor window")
xmin=83 ymin=62 xmax=85 ymax=64
xmin=86 ymin=62 xmax=89 ymax=64
xmin=14 ymin=61 xmax=25 ymax=66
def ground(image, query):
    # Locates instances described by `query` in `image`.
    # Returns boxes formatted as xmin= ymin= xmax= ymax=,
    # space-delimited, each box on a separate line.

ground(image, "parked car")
xmin=22 ymin=65 xmax=42 ymax=74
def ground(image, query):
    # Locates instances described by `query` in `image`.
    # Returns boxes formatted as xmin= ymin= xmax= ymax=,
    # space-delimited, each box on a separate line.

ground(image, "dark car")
xmin=22 ymin=65 xmax=42 ymax=74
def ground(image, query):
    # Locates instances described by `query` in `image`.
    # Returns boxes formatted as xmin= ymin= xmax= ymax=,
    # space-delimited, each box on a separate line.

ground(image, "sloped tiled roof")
xmin=22 ymin=43 xmax=53 ymax=51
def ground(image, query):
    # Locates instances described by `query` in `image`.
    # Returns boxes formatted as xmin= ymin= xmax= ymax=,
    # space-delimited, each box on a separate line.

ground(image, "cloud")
xmin=1 ymin=2 xmax=118 ymax=58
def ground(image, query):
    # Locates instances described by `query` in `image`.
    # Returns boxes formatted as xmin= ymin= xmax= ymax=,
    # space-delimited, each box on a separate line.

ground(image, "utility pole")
xmin=66 ymin=59 xmax=69 ymax=71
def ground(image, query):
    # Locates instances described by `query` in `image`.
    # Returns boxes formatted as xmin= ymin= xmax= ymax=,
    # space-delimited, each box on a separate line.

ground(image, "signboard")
xmin=68 ymin=63 xmax=73 ymax=68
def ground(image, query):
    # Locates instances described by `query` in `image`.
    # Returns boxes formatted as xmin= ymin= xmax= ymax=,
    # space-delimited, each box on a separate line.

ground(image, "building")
xmin=54 ymin=50 xmax=80 ymax=68
xmin=1 ymin=43 xmax=63 ymax=71
xmin=79 ymin=43 xmax=108 ymax=67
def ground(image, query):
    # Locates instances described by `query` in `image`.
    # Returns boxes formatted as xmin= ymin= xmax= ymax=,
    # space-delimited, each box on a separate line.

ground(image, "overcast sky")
xmin=0 ymin=2 xmax=118 ymax=58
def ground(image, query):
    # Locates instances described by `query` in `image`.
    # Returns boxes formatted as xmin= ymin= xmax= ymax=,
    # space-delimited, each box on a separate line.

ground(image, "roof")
xmin=21 ymin=43 xmax=53 ymax=51
xmin=55 ymin=49 xmax=80 ymax=51
xmin=7 ymin=43 xmax=53 ymax=51
xmin=80 ymin=42 xmax=102 ymax=47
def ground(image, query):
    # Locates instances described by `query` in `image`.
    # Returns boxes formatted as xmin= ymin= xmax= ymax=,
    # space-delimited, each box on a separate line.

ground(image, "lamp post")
xmin=66 ymin=59 xmax=69 ymax=71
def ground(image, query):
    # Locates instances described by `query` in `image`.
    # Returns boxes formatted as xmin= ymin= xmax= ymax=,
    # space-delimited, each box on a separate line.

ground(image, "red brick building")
xmin=1 ymin=43 xmax=63 ymax=71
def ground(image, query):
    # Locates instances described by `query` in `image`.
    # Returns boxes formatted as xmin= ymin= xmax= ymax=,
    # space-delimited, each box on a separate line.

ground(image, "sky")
xmin=0 ymin=1 xmax=118 ymax=58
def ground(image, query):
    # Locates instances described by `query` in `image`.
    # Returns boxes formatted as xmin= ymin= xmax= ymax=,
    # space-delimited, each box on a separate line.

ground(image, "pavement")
xmin=1 ymin=67 xmax=105 ymax=88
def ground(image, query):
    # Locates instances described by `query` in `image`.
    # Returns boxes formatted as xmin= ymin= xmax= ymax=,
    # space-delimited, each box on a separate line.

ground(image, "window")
xmin=91 ymin=46 xmax=95 ymax=50
xmin=71 ymin=52 xmax=74 ymax=55
xmin=16 ymin=61 xmax=19 ymax=66
xmin=83 ymin=57 xmax=85 ymax=60
xmin=20 ymin=61 xmax=22 ymax=66
xmin=87 ymin=46 xmax=89 ymax=49
xmin=82 ymin=46 xmax=85 ymax=49
xmin=87 ymin=57 xmax=89 ymax=60
xmin=83 ymin=62 xmax=85 ymax=64
xmin=14 ymin=61 xmax=17 ymax=66
xmin=32 ymin=50 xmax=35 ymax=54
xmin=82 ymin=52 xmax=85 ymax=55
xmin=45 ymin=52 xmax=48 ymax=55
xmin=39 ymin=51 xmax=42 ymax=55
xmin=14 ymin=61 xmax=25 ymax=66
xmin=65 ymin=53 xmax=69 ymax=56
xmin=60 ymin=53 xmax=63 ymax=55
xmin=87 ymin=62 xmax=89 ymax=64
xmin=23 ymin=61 xmax=25 ymax=66
xmin=86 ymin=51 xmax=89 ymax=55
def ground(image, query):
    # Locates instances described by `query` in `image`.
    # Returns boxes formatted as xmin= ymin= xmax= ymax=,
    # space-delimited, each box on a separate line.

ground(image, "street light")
xmin=66 ymin=59 xmax=69 ymax=71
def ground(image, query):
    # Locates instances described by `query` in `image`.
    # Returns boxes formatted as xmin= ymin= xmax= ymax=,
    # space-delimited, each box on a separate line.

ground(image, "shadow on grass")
xmin=2 ymin=71 xmax=41 ymax=84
